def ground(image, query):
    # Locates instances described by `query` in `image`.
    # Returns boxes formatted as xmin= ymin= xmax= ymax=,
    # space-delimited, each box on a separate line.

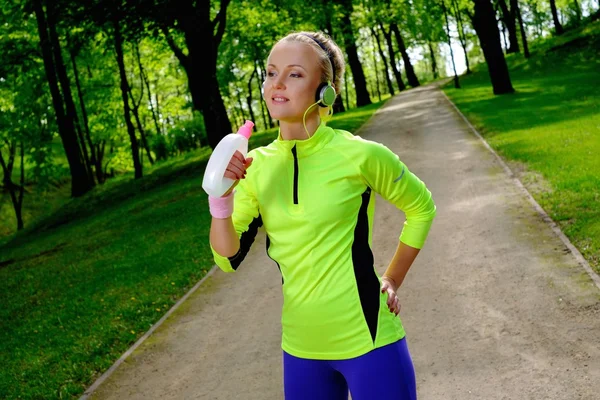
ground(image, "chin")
xmin=268 ymin=108 xmax=302 ymax=123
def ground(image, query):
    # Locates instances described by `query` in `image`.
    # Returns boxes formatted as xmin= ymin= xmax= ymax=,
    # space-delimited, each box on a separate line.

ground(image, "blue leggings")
xmin=283 ymin=338 xmax=417 ymax=400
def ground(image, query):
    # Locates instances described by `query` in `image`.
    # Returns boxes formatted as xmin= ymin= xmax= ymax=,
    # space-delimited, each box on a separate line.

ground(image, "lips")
xmin=271 ymin=94 xmax=289 ymax=104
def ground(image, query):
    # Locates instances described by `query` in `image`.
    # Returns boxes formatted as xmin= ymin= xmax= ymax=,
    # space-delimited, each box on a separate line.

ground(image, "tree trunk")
xmin=332 ymin=91 xmax=346 ymax=113
xmin=516 ymin=0 xmax=530 ymax=58
xmin=442 ymin=0 xmax=461 ymax=88
xmin=246 ymin=68 xmax=257 ymax=127
xmin=155 ymin=92 xmax=166 ymax=134
xmin=138 ymin=47 xmax=162 ymax=138
xmin=428 ymin=42 xmax=439 ymax=79
xmin=235 ymin=88 xmax=246 ymax=123
xmin=573 ymin=0 xmax=582 ymax=21
xmin=472 ymin=0 xmax=515 ymax=94
xmin=500 ymin=19 xmax=508 ymax=52
xmin=497 ymin=0 xmax=520 ymax=53
xmin=371 ymin=45 xmax=382 ymax=102
xmin=371 ymin=26 xmax=395 ymax=96
xmin=336 ymin=0 xmax=371 ymax=106
xmin=381 ymin=24 xmax=405 ymax=91
xmin=0 ymin=139 xmax=25 ymax=230
xmin=131 ymin=44 xmax=154 ymax=165
xmin=33 ymin=0 xmax=91 ymax=197
xmin=113 ymin=19 xmax=143 ymax=179
xmin=549 ymin=0 xmax=564 ymax=35
xmin=162 ymin=1 xmax=233 ymax=149
xmin=70 ymin=48 xmax=104 ymax=184
xmin=95 ymin=140 xmax=106 ymax=183
xmin=260 ymin=62 xmax=274 ymax=128
xmin=46 ymin=3 xmax=95 ymax=187
xmin=344 ymin=68 xmax=350 ymax=108
xmin=390 ymin=23 xmax=419 ymax=87
xmin=130 ymin=99 xmax=154 ymax=165
xmin=1 ymin=140 xmax=16 ymax=190
xmin=256 ymin=62 xmax=268 ymax=130
xmin=452 ymin=0 xmax=472 ymax=74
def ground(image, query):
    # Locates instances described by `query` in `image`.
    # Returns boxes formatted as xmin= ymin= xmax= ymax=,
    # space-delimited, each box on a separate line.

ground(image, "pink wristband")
xmin=208 ymin=191 xmax=235 ymax=219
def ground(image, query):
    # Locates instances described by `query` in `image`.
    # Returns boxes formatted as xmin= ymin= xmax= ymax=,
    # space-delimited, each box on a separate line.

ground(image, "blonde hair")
xmin=274 ymin=31 xmax=345 ymax=95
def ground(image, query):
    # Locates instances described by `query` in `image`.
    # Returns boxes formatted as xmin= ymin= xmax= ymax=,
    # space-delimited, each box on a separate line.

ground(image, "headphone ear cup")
xmin=316 ymin=82 xmax=336 ymax=108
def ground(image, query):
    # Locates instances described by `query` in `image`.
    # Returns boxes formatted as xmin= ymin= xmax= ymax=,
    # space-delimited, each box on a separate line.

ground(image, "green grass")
xmin=0 ymin=98 xmax=389 ymax=400
xmin=444 ymin=21 xmax=600 ymax=273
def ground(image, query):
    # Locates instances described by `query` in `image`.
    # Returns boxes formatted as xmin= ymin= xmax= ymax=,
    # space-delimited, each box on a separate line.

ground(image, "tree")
xmin=515 ymin=0 xmax=530 ymax=58
xmin=111 ymin=8 xmax=143 ymax=179
xmin=156 ymin=0 xmax=233 ymax=149
xmin=428 ymin=42 xmax=440 ymax=79
xmin=33 ymin=0 xmax=93 ymax=197
xmin=442 ymin=0 xmax=461 ymax=88
xmin=0 ymin=136 xmax=26 ymax=230
xmin=68 ymin=35 xmax=105 ymax=184
xmin=451 ymin=0 xmax=472 ymax=74
xmin=380 ymin=23 xmax=406 ymax=91
xmin=0 ymin=19 xmax=55 ymax=230
xmin=130 ymin=42 xmax=155 ymax=165
xmin=370 ymin=26 xmax=395 ymax=95
xmin=335 ymin=0 xmax=372 ymax=106
xmin=46 ymin=3 xmax=96 ymax=187
xmin=410 ymin=0 xmax=446 ymax=81
xmin=549 ymin=0 xmax=565 ymax=34
xmin=497 ymin=0 xmax=521 ymax=53
xmin=390 ymin=23 xmax=420 ymax=87
xmin=471 ymin=0 xmax=515 ymax=94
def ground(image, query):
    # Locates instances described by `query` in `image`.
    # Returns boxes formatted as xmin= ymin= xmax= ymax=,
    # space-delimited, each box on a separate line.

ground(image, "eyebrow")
xmin=267 ymin=64 xmax=307 ymax=71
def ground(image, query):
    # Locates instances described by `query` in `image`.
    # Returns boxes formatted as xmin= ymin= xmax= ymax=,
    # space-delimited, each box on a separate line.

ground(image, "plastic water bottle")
xmin=202 ymin=120 xmax=254 ymax=198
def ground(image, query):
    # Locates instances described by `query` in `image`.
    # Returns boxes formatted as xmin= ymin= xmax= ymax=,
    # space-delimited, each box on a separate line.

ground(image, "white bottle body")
xmin=202 ymin=133 xmax=248 ymax=198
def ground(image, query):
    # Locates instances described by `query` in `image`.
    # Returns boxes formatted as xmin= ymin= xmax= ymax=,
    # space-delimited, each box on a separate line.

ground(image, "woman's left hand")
xmin=381 ymin=276 xmax=400 ymax=316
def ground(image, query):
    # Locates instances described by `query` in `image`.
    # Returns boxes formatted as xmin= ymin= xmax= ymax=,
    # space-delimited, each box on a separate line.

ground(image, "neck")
xmin=279 ymin=111 xmax=321 ymax=141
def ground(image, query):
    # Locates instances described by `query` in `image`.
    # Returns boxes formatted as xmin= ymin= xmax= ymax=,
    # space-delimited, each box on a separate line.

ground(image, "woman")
xmin=208 ymin=31 xmax=436 ymax=400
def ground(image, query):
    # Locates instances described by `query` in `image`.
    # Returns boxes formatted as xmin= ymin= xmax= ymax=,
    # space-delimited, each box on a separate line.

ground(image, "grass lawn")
xmin=444 ymin=21 xmax=600 ymax=273
xmin=0 ymin=97 xmax=390 ymax=400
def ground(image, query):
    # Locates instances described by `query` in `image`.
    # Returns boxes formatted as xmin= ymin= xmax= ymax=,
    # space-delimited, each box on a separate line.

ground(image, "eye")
xmin=290 ymin=73 xmax=302 ymax=78
xmin=267 ymin=71 xmax=276 ymax=77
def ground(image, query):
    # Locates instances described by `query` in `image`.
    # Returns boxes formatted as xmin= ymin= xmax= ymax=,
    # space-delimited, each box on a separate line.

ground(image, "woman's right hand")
xmin=223 ymin=151 xmax=253 ymax=195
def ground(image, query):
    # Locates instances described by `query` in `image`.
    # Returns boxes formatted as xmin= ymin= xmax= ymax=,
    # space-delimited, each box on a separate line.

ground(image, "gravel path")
xmin=86 ymin=83 xmax=600 ymax=400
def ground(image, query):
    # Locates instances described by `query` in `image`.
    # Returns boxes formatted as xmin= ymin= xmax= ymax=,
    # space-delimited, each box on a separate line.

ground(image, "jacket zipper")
xmin=291 ymin=145 xmax=299 ymax=205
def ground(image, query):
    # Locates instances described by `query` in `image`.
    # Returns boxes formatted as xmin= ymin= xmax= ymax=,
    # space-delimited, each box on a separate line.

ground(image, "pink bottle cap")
xmin=238 ymin=120 xmax=254 ymax=139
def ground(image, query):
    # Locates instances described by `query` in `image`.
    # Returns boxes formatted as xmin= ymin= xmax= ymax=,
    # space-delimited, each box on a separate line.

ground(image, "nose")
xmin=272 ymin=75 xmax=285 ymax=90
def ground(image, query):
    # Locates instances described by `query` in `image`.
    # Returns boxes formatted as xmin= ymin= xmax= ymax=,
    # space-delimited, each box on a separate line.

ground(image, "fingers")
xmin=225 ymin=162 xmax=245 ymax=180
xmin=225 ymin=152 xmax=253 ymax=180
xmin=381 ymin=284 xmax=401 ymax=316
xmin=390 ymin=295 xmax=401 ymax=315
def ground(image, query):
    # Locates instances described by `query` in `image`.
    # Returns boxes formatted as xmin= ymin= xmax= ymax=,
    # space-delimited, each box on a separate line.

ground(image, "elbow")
xmin=211 ymin=242 xmax=240 ymax=259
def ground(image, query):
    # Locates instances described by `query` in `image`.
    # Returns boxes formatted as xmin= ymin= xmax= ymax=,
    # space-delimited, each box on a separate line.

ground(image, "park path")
xmin=86 ymin=83 xmax=600 ymax=400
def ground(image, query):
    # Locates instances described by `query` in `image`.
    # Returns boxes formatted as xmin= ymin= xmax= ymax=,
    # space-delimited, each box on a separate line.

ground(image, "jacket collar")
xmin=274 ymin=122 xmax=335 ymax=158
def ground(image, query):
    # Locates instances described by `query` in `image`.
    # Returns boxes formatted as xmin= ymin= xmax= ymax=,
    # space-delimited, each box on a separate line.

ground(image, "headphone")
xmin=262 ymin=33 xmax=337 ymax=108
xmin=302 ymin=34 xmax=337 ymax=108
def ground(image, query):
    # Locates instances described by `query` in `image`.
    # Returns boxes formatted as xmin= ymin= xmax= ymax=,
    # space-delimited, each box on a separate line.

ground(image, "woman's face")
xmin=264 ymin=41 xmax=322 ymax=123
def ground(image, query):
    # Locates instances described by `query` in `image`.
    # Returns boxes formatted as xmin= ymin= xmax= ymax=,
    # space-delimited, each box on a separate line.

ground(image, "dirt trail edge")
xmin=87 ymin=83 xmax=600 ymax=400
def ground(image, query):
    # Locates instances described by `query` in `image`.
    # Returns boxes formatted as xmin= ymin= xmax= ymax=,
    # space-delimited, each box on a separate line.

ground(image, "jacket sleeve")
xmin=210 ymin=161 xmax=262 ymax=272
xmin=359 ymin=140 xmax=436 ymax=249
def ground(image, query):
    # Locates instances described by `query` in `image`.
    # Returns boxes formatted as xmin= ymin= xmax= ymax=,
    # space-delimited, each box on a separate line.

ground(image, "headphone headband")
xmin=300 ymin=33 xmax=336 ymax=85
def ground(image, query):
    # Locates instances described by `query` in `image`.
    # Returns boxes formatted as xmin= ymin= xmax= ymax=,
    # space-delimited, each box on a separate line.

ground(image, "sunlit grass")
xmin=444 ymin=21 xmax=600 ymax=272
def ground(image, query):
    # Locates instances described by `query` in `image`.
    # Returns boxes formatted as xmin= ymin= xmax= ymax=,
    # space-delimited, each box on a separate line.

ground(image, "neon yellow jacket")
xmin=211 ymin=122 xmax=436 ymax=360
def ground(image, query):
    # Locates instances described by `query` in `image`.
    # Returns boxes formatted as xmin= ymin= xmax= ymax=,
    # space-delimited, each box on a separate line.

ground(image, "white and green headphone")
xmin=301 ymin=33 xmax=337 ymax=108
